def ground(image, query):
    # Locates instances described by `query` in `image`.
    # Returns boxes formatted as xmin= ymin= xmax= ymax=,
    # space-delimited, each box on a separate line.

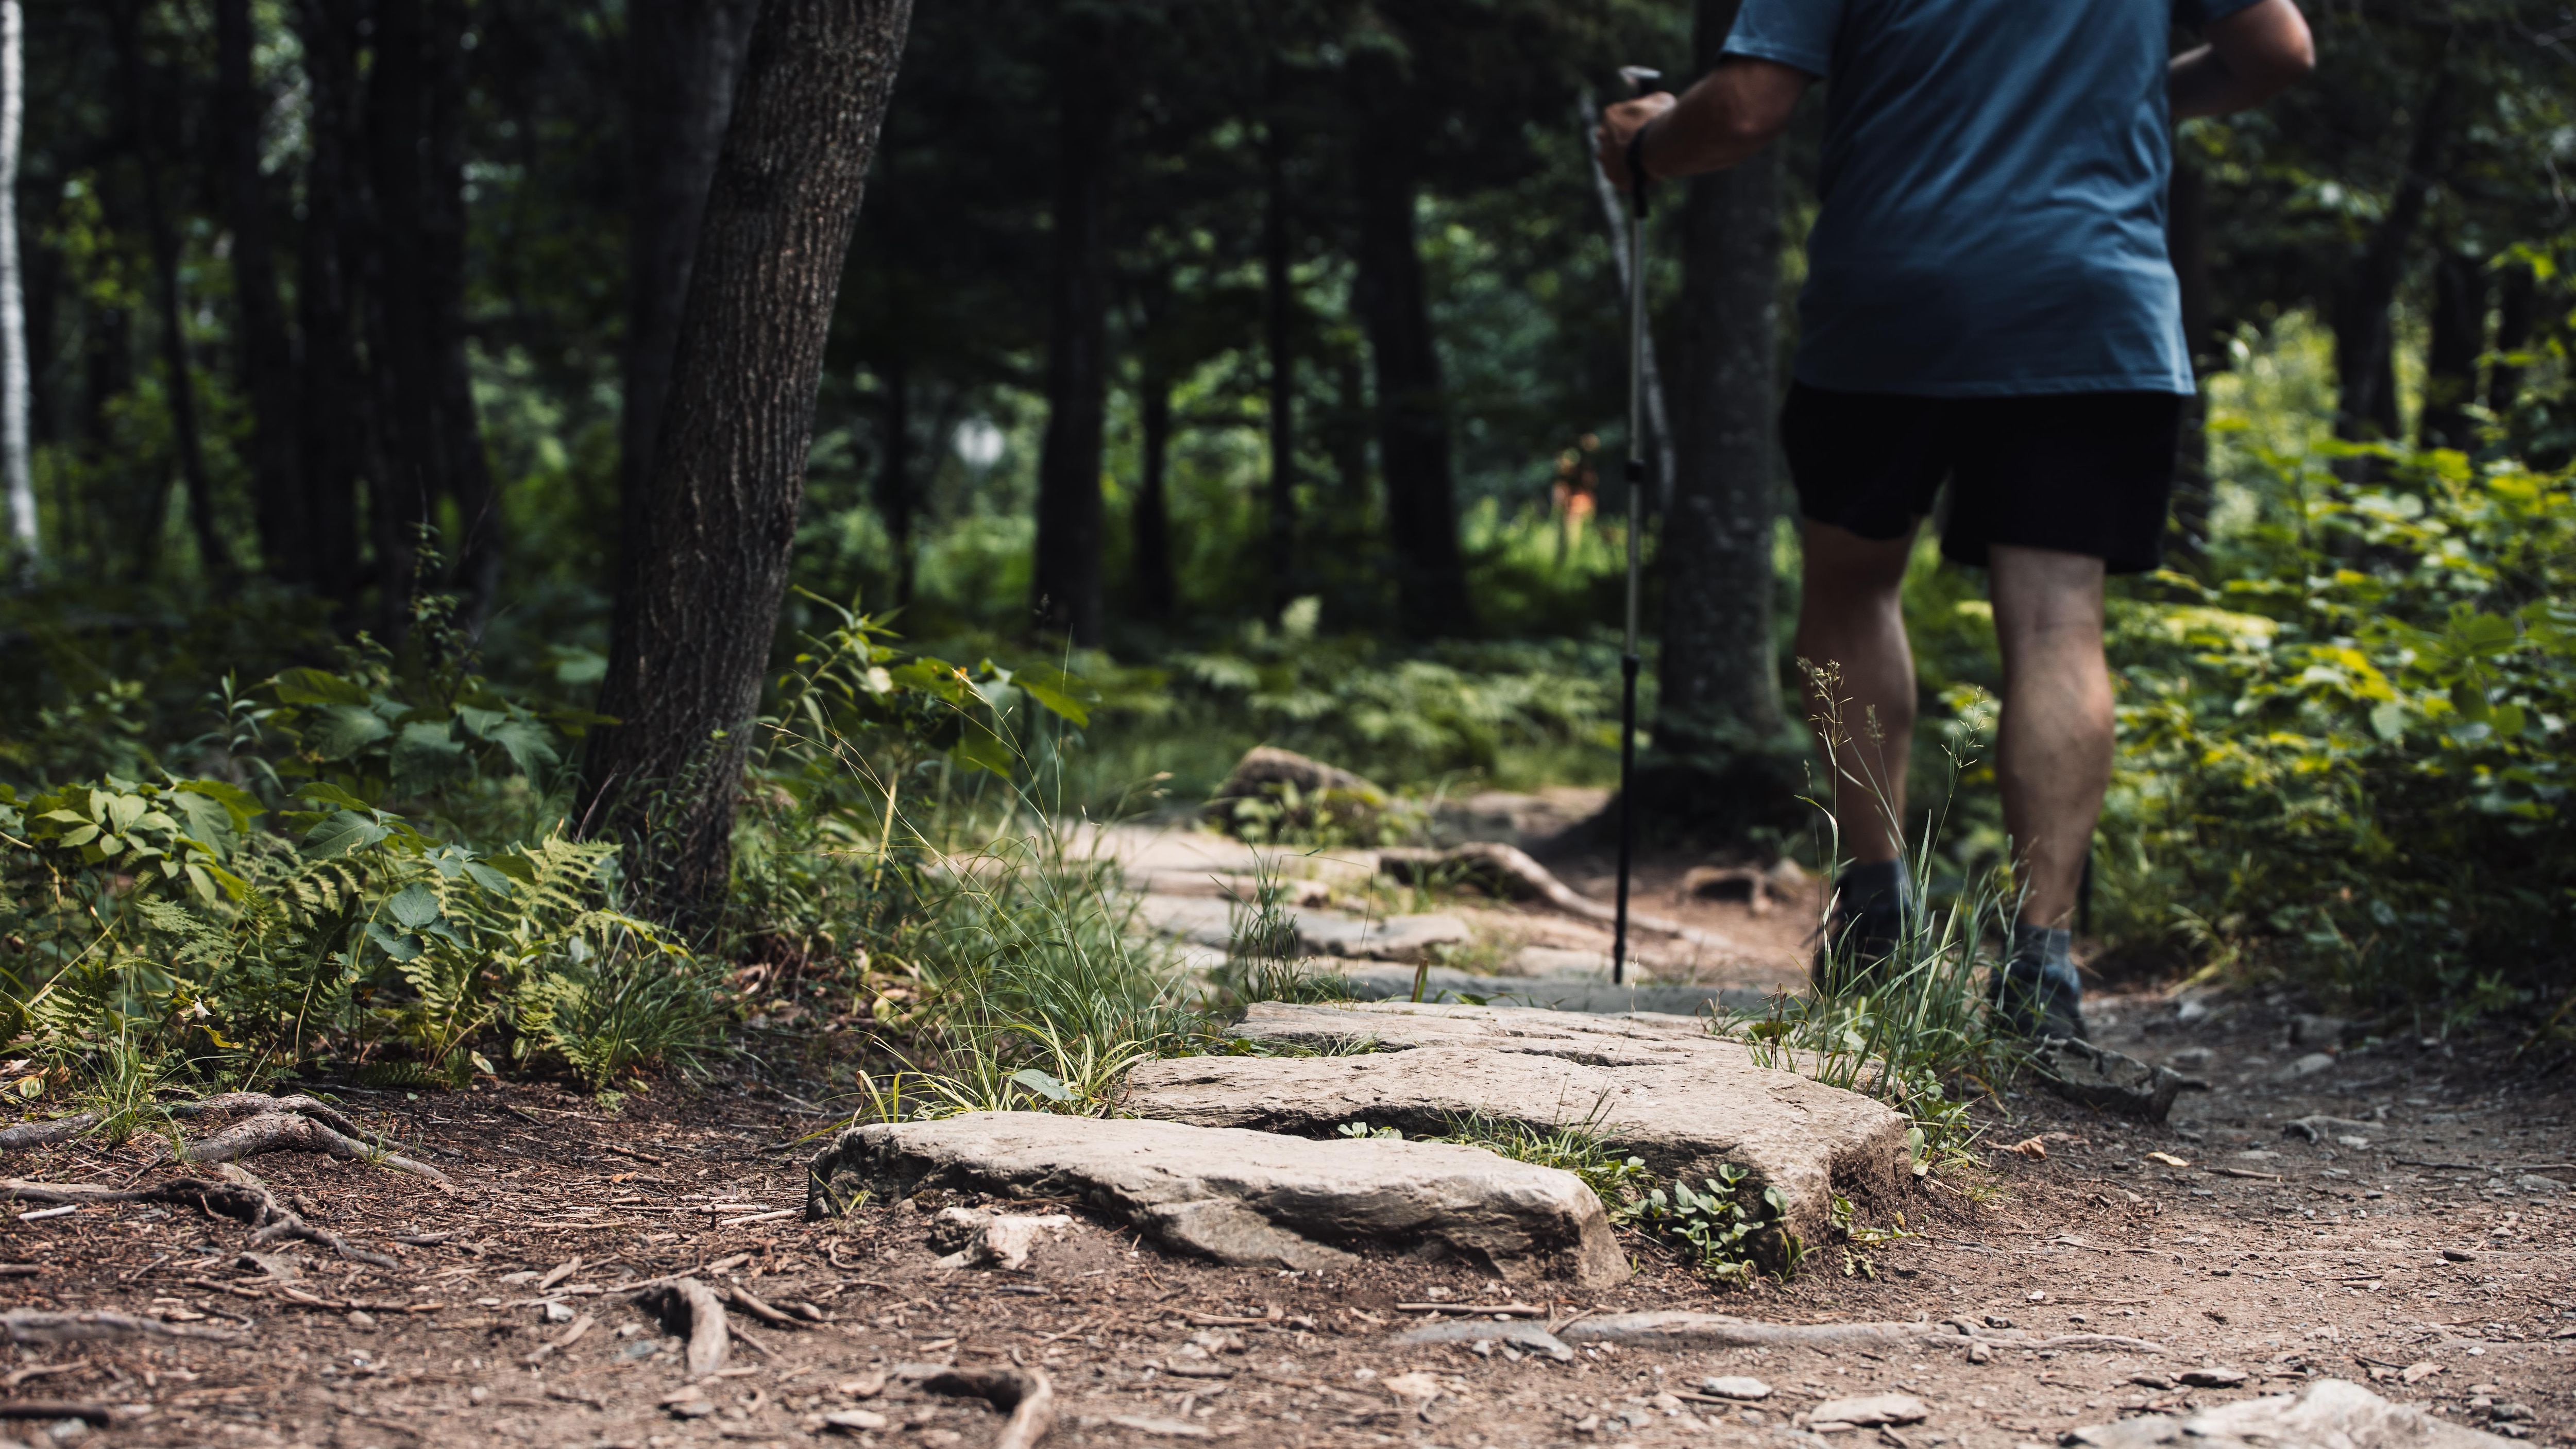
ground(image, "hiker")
xmin=1598 ymin=0 xmax=2315 ymax=1040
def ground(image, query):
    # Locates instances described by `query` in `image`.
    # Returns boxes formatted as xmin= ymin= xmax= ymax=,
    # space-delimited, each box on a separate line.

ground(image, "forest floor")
xmin=4 ymin=866 xmax=2572 ymax=1449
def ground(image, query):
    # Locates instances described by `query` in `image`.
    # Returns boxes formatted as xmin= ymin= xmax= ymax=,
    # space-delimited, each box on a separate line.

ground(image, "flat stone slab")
xmin=1133 ymin=895 xmax=1468 ymax=961
xmin=1335 ymin=964 xmax=1778 ymax=1017
xmin=804 ymin=1111 xmax=1625 ymax=1287
xmin=2069 ymin=1378 xmax=2515 ymax=1448
xmin=1123 ymin=1002 xmax=1911 ymax=1245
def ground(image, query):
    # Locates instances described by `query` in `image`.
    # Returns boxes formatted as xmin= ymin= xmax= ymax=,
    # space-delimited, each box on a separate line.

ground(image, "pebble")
xmin=1808 ymin=1393 xmax=1928 ymax=1428
xmin=344 ymin=1310 xmax=376 ymax=1331
xmin=823 ymin=1409 xmax=890 ymax=1433
xmin=2180 ymin=1368 xmax=2248 ymax=1388
xmin=1700 ymin=1376 xmax=1772 ymax=1400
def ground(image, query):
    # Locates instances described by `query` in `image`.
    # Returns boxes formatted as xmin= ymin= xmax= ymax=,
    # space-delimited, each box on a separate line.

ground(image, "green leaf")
xmin=56 ymin=823 xmax=99 ymax=848
xmin=297 ymin=781 xmax=376 ymax=813
xmin=386 ymin=881 xmax=443 ymax=930
xmin=1018 ymin=678 xmax=1091 ymax=728
xmin=463 ymin=862 xmax=515 ymax=895
xmin=304 ymin=810 xmax=392 ymax=859
xmin=271 ymin=667 xmax=374 ymax=706
xmin=1009 ymin=1068 xmax=1073 ymax=1102
xmin=480 ymin=717 xmax=562 ymax=779
xmin=365 ymin=921 xmax=425 ymax=962
xmin=2368 ymin=701 xmax=2407 ymax=741
xmin=947 ymin=726 xmax=1015 ymax=779
xmin=311 ymin=702 xmax=395 ymax=759
xmin=390 ymin=721 xmax=471 ymax=794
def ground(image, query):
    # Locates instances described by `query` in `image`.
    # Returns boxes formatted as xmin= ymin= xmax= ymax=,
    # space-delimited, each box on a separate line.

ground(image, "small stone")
xmin=1808 ymin=1392 xmax=1928 ymax=1427
xmin=2443 ymin=1249 xmax=2478 ymax=1263
xmin=1470 ymin=1338 xmax=1493 ymax=1357
xmin=2280 ymin=1052 xmax=2337 ymax=1080
xmin=1985 ymin=1315 xmax=2015 ymax=1329
xmin=823 ymin=1409 xmax=890 ymax=1434
xmin=1968 ymin=1341 xmax=1994 ymax=1365
xmin=2491 ymin=1404 xmax=2534 ymax=1422
xmin=2290 ymin=1014 xmax=2349 ymax=1047
xmin=2179 ymin=1368 xmax=2248 ymax=1388
xmin=2513 ymin=1175 xmax=2566 ymax=1195
xmin=467 ymin=1386 xmax=489 ymax=1405
xmin=2166 ymin=1047 xmax=2214 ymax=1072
xmin=1700 ymin=1376 xmax=1772 ymax=1400
xmin=541 ymin=1299 xmax=576 ymax=1324
xmin=836 ymin=1372 xmax=888 ymax=1398
xmin=665 ymin=1397 xmax=716 ymax=1420
xmin=344 ymin=1310 xmax=377 ymax=1331
xmin=2130 ymin=1375 xmax=2175 ymax=1390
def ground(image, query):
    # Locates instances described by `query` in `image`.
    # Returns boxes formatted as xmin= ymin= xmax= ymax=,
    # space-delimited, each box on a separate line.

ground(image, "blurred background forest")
xmin=0 ymin=0 xmax=2571 ymax=1103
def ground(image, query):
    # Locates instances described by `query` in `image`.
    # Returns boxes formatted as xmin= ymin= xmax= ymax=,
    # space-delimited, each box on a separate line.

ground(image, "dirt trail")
xmin=2 ymin=988 xmax=2569 ymax=1449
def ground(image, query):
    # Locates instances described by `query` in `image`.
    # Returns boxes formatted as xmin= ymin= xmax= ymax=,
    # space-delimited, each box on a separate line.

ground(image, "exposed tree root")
xmin=0 ymin=1309 xmax=243 ymax=1346
xmin=168 ymin=1111 xmax=452 ymax=1187
xmin=4 ymin=1174 xmax=400 ymax=1269
xmin=0 ymin=1400 xmax=111 ymax=1425
xmin=920 ymin=1365 xmax=1057 ymax=1449
xmin=1543 ymin=1312 xmax=2167 ymax=1354
xmin=638 ymin=1278 xmax=730 ymax=1378
xmin=725 ymin=1285 xmax=807 ymax=1331
xmin=1378 ymin=842 xmax=1745 ymax=951
xmin=0 ymin=1114 xmax=100 ymax=1149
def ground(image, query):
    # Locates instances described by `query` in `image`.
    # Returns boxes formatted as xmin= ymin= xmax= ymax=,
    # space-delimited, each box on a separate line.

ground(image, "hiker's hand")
xmin=1596 ymin=92 xmax=1676 ymax=190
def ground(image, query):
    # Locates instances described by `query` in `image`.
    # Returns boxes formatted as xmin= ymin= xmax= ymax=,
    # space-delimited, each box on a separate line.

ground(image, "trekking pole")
xmin=1611 ymin=65 xmax=1658 ymax=988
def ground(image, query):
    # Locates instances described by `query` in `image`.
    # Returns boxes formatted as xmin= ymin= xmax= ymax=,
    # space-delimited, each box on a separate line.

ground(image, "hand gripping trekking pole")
xmin=1611 ymin=65 xmax=1657 ymax=988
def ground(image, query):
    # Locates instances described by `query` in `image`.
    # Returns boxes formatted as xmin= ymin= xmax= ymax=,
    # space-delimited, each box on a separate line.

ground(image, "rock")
xmin=1332 ymin=964 xmax=1776 ymax=1017
xmin=2066 ymin=1378 xmax=2517 ymax=1448
xmin=2179 ymin=1368 xmax=2248 ymax=1388
xmin=541 ymin=1300 xmax=577 ymax=1324
xmin=929 ymin=1207 xmax=1074 ymax=1270
xmin=2291 ymin=1014 xmax=2351 ymax=1047
xmin=664 ymin=1397 xmax=717 ymax=1420
xmin=2514 ymin=1175 xmax=2566 ymax=1196
xmin=1809 ymin=1393 xmax=1927 ymax=1427
xmin=806 ymin=1111 xmax=1625 ymax=1286
xmin=2280 ymin=1052 xmax=2337 ymax=1080
xmin=2443 ymin=1249 xmax=2478 ymax=1263
xmin=1292 ymin=912 xmax=1470 ymax=962
xmin=1681 ymin=866 xmax=1777 ymax=912
xmin=234 ymin=1252 xmax=301 ymax=1283
xmin=1700 ymin=1376 xmax=1772 ymax=1400
xmin=1205 ymin=747 xmax=1388 ymax=837
xmin=1394 ymin=1319 xmax=1574 ymax=1361
xmin=1126 ymin=1002 xmax=1910 ymax=1249
xmin=1142 ymin=872 xmax=1333 ymax=905
xmin=823 ymin=1409 xmax=890 ymax=1434
xmin=2032 ymin=1037 xmax=2202 ymax=1121
xmin=2285 ymin=1115 xmax=2377 ymax=1144
xmin=344 ymin=1310 xmax=376 ymax=1331
xmin=2166 ymin=1047 xmax=2214 ymax=1071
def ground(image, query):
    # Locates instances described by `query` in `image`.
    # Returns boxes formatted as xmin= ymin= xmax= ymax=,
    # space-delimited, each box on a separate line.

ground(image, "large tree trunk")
xmin=2165 ymin=150 xmax=2214 ymax=562
xmin=1132 ymin=365 xmax=1175 ymax=622
xmin=580 ymin=0 xmax=913 ymax=930
xmin=1262 ymin=95 xmax=1296 ymax=611
xmin=2330 ymin=61 xmax=2454 ymax=447
xmin=618 ymin=0 xmax=759 ymax=640
xmin=363 ymin=0 xmax=437 ymax=628
xmin=114 ymin=0 xmax=232 ymax=585
xmin=1653 ymin=0 xmax=1789 ymax=772
xmin=426 ymin=0 xmax=500 ymax=630
xmin=292 ymin=0 xmax=363 ymax=610
xmin=1031 ymin=20 xmax=1113 ymax=649
xmin=2419 ymin=251 xmax=2485 ymax=453
xmin=0 ymin=0 xmax=31 ymax=566
xmin=1351 ymin=78 xmax=1471 ymax=639
xmin=217 ymin=0 xmax=302 ymax=585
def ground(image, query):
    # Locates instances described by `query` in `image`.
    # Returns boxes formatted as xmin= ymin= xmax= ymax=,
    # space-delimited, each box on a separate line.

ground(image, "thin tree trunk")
xmin=579 ymin=0 xmax=914 ymax=930
xmin=618 ymin=0 xmax=759 ymax=642
xmin=2487 ymin=260 xmax=2534 ymax=423
xmin=114 ymin=0 xmax=232 ymax=584
xmin=217 ymin=0 xmax=301 ymax=585
xmin=875 ymin=347 xmax=914 ymax=606
xmin=1351 ymin=75 xmax=1471 ymax=639
xmin=1262 ymin=94 xmax=1296 ymax=611
xmin=2166 ymin=150 xmax=2213 ymax=562
xmin=0 ymin=0 xmax=32 ymax=566
xmin=427 ymin=0 xmax=500 ymax=631
xmin=2420 ymin=251 xmax=2484 ymax=452
xmin=1031 ymin=20 xmax=1113 ymax=648
xmin=1133 ymin=366 xmax=1175 ymax=622
xmin=364 ymin=0 xmax=436 ymax=628
xmin=1654 ymin=0 xmax=1788 ymax=770
xmin=2330 ymin=60 xmax=2454 ymax=447
xmin=293 ymin=0 xmax=363 ymax=610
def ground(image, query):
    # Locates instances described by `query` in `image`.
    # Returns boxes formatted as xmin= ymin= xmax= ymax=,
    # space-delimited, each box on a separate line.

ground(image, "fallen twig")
xmin=726 ymin=1286 xmax=806 ymax=1331
xmin=0 ymin=1309 xmax=244 ymax=1346
xmin=922 ymin=1366 xmax=1056 ymax=1449
xmin=0 ymin=1401 xmax=111 ymax=1426
xmin=1397 ymin=1302 xmax=1542 ymax=1317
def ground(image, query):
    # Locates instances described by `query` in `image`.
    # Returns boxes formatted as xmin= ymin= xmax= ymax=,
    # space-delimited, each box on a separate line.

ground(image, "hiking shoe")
xmin=1812 ymin=862 xmax=1908 ymax=997
xmin=1989 ymin=956 xmax=2088 ymax=1042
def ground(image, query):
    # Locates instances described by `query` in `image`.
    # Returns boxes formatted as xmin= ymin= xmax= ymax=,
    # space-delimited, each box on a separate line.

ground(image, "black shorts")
xmin=1781 ymin=383 xmax=2183 ymax=574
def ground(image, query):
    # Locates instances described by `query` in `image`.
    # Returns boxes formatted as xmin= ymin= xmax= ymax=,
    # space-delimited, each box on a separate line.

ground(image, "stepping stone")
xmin=1121 ymin=1002 xmax=1910 ymax=1247
xmin=803 ymin=1111 xmax=1625 ymax=1287
xmin=1333 ymin=964 xmax=1780 ymax=1017
xmin=2068 ymin=1378 xmax=2516 ymax=1448
xmin=1132 ymin=894 xmax=1467 ymax=962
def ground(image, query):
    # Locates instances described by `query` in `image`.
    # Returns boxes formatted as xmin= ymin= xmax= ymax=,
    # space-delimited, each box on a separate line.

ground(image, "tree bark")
xmin=1132 ymin=366 xmax=1175 ymax=622
xmin=579 ymin=0 xmax=914 ymax=930
xmin=2419 ymin=251 xmax=2484 ymax=453
xmin=363 ymin=0 xmax=437 ymax=628
xmin=872 ymin=349 xmax=920 ymax=607
xmin=426 ymin=0 xmax=500 ymax=631
xmin=2165 ymin=149 xmax=2213 ymax=562
xmin=217 ymin=0 xmax=301 ymax=585
xmin=2487 ymin=260 xmax=2534 ymax=422
xmin=2330 ymin=60 xmax=2454 ymax=447
xmin=1262 ymin=97 xmax=1296 ymax=611
xmin=292 ymin=0 xmax=363 ymax=610
xmin=618 ymin=0 xmax=760 ymax=637
xmin=114 ymin=0 xmax=232 ymax=585
xmin=0 ymin=0 xmax=31 ymax=566
xmin=1031 ymin=18 xmax=1113 ymax=649
xmin=1351 ymin=73 xmax=1471 ymax=640
xmin=1653 ymin=0 xmax=1789 ymax=771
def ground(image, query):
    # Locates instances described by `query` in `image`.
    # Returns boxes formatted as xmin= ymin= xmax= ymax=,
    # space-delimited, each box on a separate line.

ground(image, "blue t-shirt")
xmin=1724 ymin=0 xmax=2259 ymax=397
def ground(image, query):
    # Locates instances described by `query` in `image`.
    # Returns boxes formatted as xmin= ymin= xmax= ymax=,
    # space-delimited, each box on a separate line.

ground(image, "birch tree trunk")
xmin=0 ymin=0 xmax=31 ymax=566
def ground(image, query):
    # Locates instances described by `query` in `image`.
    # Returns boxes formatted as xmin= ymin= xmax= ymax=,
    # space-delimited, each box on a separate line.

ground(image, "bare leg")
xmin=1793 ymin=520 xmax=1920 ymax=865
xmin=1989 ymin=544 xmax=2112 ymax=929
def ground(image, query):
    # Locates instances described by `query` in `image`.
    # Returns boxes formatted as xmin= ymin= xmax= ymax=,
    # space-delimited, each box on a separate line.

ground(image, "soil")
xmin=4 ymin=933 xmax=2571 ymax=1448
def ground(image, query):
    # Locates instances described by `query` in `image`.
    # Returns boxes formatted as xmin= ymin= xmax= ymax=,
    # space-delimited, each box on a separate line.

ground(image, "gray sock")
xmin=2010 ymin=923 xmax=2080 ymax=995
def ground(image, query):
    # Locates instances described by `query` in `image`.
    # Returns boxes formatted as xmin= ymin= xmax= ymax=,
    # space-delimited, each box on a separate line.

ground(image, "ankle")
xmin=2008 ymin=922 xmax=2081 ymax=995
xmin=1837 ymin=859 xmax=1910 ymax=913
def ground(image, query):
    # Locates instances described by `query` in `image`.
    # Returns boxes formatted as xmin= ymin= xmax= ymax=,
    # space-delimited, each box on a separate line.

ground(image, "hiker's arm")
xmin=2171 ymin=0 xmax=2314 ymax=118
xmin=1597 ymin=57 xmax=1812 ymax=189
